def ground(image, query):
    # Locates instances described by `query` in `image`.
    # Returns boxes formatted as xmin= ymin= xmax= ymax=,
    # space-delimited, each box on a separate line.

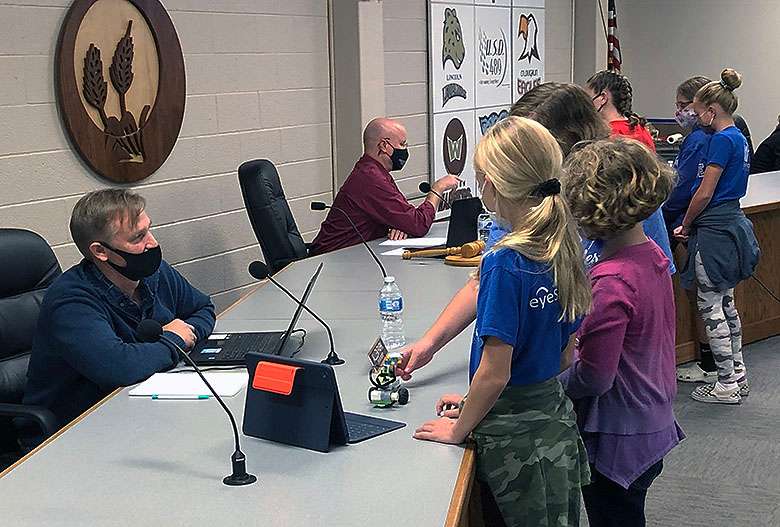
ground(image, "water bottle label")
xmin=379 ymin=297 xmax=403 ymax=312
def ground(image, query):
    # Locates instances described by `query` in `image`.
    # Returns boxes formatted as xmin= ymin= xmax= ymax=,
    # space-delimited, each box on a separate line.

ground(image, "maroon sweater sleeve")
xmin=354 ymin=167 xmax=436 ymax=237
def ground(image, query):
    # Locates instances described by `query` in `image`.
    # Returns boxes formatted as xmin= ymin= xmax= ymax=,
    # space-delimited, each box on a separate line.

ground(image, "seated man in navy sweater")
xmin=21 ymin=189 xmax=215 ymax=446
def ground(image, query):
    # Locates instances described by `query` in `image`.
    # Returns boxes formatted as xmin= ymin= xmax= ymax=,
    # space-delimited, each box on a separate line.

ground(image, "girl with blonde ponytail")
xmin=676 ymin=68 xmax=759 ymax=405
xmin=414 ymin=117 xmax=591 ymax=526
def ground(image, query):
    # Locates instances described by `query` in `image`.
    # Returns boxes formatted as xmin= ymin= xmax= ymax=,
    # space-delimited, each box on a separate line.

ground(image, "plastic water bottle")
xmin=477 ymin=213 xmax=493 ymax=243
xmin=379 ymin=276 xmax=406 ymax=350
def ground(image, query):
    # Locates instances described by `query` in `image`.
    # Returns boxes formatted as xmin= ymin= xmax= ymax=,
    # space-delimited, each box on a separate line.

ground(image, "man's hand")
xmin=673 ymin=224 xmax=689 ymax=242
xmin=435 ymin=394 xmax=465 ymax=418
xmin=388 ymin=228 xmax=408 ymax=241
xmin=396 ymin=340 xmax=436 ymax=380
xmin=163 ymin=319 xmax=197 ymax=349
xmin=431 ymin=175 xmax=462 ymax=194
xmin=413 ymin=416 xmax=467 ymax=444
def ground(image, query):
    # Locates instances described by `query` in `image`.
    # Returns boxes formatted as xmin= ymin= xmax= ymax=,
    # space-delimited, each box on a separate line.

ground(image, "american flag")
xmin=607 ymin=0 xmax=622 ymax=71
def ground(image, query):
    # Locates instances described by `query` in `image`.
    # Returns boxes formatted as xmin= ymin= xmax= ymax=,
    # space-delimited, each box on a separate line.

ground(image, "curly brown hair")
xmin=562 ymin=138 xmax=675 ymax=240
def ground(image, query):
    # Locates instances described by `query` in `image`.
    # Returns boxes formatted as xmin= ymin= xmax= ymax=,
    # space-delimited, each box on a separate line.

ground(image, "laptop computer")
xmin=188 ymin=263 xmax=323 ymax=366
xmin=243 ymin=353 xmax=406 ymax=452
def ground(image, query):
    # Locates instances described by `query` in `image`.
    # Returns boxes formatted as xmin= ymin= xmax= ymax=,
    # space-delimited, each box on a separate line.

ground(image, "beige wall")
xmin=383 ymin=0 xmax=430 ymax=200
xmin=0 ymin=0 xmax=332 ymax=313
xmin=382 ymin=0 xmax=573 ymax=199
xmin=618 ymin=0 xmax=780 ymax=144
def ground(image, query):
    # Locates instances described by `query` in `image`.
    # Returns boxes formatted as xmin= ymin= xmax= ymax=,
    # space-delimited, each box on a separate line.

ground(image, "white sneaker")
xmin=691 ymin=382 xmax=742 ymax=404
xmin=677 ymin=362 xmax=717 ymax=383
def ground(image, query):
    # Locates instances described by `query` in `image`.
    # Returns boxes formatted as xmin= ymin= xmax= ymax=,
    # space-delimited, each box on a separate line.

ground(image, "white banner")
xmin=428 ymin=0 xmax=544 ymax=193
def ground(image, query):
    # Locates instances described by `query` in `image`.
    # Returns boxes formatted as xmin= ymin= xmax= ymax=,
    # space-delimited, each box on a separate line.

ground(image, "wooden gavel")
xmin=402 ymin=240 xmax=485 ymax=260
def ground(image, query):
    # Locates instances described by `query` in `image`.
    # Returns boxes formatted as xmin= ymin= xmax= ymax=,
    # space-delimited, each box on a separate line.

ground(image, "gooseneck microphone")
xmin=248 ymin=261 xmax=344 ymax=365
xmin=310 ymin=201 xmax=387 ymax=278
xmin=136 ymin=319 xmax=257 ymax=486
xmin=419 ymin=181 xmax=450 ymax=208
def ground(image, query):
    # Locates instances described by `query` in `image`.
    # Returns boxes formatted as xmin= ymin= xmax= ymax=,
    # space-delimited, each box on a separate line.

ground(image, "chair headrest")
xmin=238 ymin=159 xmax=285 ymax=205
xmin=0 ymin=229 xmax=61 ymax=298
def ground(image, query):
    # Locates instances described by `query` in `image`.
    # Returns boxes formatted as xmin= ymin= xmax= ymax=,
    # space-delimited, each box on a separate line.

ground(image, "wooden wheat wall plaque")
xmin=56 ymin=0 xmax=185 ymax=183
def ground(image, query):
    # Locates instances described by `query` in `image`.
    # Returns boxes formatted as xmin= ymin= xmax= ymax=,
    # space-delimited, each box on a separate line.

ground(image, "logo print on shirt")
xmin=529 ymin=286 xmax=559 ymax=310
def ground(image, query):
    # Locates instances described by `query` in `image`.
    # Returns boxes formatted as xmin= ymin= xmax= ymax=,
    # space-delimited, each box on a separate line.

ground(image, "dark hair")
xmin=695 ymin=68 xmax=742 ymax=115
xmin=510 ymin=82 xmax=610 ymax=157
xmin=677 ymin=76 xmax=711 ymax=102
xmin=70 ymin=189 xmax=146 ymax=258
xmin=587 ymin=70 xmax=647 ymax=130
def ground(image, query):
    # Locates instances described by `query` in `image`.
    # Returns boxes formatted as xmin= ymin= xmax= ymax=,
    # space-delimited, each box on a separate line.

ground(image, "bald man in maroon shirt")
xmin=309 ymin=118 xmax=460 ymax=255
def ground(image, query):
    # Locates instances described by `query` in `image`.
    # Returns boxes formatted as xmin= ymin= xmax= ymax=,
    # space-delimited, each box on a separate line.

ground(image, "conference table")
xmin=5 ymin=172 xmax=780 ymax=525
xmin=0 ymin=223 xmax=479 ymax=527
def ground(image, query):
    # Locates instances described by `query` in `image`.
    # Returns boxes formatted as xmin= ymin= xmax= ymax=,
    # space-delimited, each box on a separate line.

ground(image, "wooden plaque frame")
xmin=55 ymin=0 xmax=185 ymax=183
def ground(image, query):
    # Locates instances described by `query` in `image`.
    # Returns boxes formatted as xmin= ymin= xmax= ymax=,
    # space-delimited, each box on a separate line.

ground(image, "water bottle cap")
xmin=384 ymin=276 xmax=395 ymax=284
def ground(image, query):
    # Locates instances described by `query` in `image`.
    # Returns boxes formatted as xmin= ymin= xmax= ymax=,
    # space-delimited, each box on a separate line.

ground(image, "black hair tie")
xmin=531 ymin=178 xmax=561 ymax=198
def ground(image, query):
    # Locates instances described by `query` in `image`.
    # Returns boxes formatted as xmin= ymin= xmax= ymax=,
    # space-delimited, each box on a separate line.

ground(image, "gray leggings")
xmin=694 ymin=252 xmax=745 ymax=383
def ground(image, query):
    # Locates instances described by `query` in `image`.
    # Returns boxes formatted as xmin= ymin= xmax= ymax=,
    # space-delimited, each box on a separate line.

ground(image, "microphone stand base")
xmin=223 ymin=473 xmax=258 ymax=486
xmin=321 ymin=354 xmax=345 ymax=366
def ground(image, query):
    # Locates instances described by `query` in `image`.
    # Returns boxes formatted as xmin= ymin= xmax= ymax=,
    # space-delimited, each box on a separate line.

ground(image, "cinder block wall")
xmin=0 ymin=0 xmax=332 ymax=312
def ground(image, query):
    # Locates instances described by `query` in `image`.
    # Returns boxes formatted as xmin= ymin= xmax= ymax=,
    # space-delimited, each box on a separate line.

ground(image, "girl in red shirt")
xmin=586 ymin=70 xmax=656 ymax=152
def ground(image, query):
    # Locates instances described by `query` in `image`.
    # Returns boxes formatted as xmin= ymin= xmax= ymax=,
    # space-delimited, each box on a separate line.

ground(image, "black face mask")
xmin=389 ymin=146 xmax=409 ymax=171
xmin=100 ymin=242 xmax=162 ymax=281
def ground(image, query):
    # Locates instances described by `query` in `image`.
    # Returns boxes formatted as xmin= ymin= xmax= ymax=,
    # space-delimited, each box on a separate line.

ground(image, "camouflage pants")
xmin=471 ymin=379 xmax=590 ymax=527
xmin=694 ymin=252 xmax=745 ymax=383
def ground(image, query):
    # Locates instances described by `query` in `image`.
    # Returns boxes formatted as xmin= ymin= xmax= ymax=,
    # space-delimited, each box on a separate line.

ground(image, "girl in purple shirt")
xmin=560 ymin=138 xmax=685 ymax=526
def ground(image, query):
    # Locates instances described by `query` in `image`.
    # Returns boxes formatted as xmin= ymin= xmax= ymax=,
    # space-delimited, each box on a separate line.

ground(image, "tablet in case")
xmin=242 ymin=353 xmax=405 ymax=453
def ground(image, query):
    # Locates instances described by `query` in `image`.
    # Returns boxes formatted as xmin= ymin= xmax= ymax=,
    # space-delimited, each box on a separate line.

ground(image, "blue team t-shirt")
xmin=486 ymin=207 xmax=676 ymax=274
xmin=692 ymin=125 xmax=750 ymax=207
xmin=469 ymin=248 xmax=580 ymax=385
xmin=663 ymin=127 xmax=711 ymax=228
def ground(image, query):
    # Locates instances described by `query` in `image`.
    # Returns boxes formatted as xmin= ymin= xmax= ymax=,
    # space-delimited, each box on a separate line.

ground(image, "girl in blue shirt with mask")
xmin=664 ymin=76 xmax=712 ymax=232
xmin=674 ymin=69 xmax=759 ymax=404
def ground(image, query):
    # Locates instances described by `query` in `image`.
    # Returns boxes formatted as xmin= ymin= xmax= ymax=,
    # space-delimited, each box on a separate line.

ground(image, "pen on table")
xmin=151 ymin=394 xmax=210 ymax=400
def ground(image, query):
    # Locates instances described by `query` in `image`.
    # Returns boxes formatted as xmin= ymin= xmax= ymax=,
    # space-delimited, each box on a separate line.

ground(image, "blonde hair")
xmin=695 ymin=68 xmax=742 ymax=114
xmin=474 ymin=116 xmax=591 ymax=321
xmin=563 ymin=138 xmax=675 ymax=240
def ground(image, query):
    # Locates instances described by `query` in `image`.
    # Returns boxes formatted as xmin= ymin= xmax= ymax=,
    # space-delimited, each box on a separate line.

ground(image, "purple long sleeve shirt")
xmin=560 ymin=240 xmax=684 ymax=488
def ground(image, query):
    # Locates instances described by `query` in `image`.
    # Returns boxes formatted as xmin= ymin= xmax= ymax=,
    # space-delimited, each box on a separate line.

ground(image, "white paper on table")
xmin=378 ymin=237 xmax=447 ymax=248
xmin=380 ymin=248 xmax=407 ymax=256
xmin=129 ymin=371 xmax=247 ymax=397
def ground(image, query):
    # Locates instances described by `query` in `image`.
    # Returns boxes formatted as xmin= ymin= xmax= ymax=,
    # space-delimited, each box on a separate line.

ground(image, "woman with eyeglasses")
xmin=663 ymin=76 xmax=713 ymax=234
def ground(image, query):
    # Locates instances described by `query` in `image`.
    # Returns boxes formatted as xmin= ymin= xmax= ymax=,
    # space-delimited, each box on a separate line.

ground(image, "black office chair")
xmin=0 ymin=229 xmax=61 ymax=467
xmin=238 ymin=159 xmax=309 ymax=275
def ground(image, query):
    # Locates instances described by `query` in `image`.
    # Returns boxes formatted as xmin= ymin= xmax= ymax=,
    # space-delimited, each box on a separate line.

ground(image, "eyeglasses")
xmin=675 ymin=100 xmax=693 ymax=111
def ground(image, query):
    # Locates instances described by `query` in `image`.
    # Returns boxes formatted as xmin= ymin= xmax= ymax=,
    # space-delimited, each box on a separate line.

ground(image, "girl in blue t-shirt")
xmin=664 ymin=76 xmax=713 ymax=232
xmin=674 ymin=69 xmax=758 ymax=404
xmin=666 ymin=76 xmax=720 ymax=384
xmin=413 ymin=117 xmax=592 ymax=525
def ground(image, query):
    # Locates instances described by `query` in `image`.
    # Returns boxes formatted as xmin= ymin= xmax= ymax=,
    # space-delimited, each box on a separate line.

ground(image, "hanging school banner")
xmin=428 ymin=1 xmax=545 ymax=195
